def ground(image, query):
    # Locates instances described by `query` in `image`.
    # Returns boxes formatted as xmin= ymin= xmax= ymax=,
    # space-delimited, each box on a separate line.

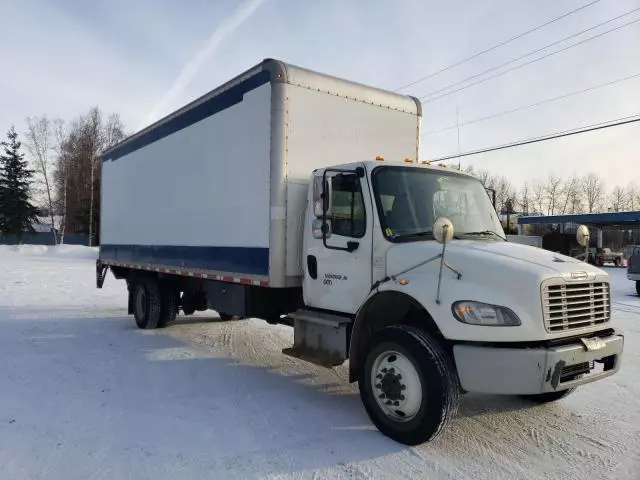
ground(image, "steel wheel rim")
xmin=371 ymin=350 xmax=422 ymax=422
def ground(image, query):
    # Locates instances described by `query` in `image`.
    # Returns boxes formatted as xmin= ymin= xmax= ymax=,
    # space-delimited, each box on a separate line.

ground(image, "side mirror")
xmin=576 ymin=225 xmax=590 ymax=247
xmin=313 ymin=175 xmax=333 ymax=217
xmin=312 ymin=218 xmax=331 ymax=239
xmin=434 ymin=217 xmax=454 ymax=244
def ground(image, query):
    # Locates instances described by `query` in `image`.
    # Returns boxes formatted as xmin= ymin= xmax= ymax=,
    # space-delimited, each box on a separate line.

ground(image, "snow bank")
xmin=0 ymin=244 xmax=98 ymax=260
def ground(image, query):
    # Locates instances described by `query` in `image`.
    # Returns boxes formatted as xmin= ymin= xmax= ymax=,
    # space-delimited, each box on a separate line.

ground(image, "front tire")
xmin=519 ymin=388 xmax=576 ymax=403
xmin=635 ymin=280 xmax=640 ymax=296
xmin=132 ymin=277 xmax=161 ymax=329
xmin=359 ymin=326 xmax=459 ymax=446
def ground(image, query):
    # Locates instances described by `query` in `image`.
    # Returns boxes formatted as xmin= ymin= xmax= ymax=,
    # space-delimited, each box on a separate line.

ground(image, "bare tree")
xmin=608 ymin=186 xmax=628 ymax=212
xmin=627 ymin=183 xmax=639 ymax=211
xmin=493 ymin=176 xmax=515 ymax=213
xmin=532 ymin=181 xmax=546 ymax=214
xmin=559 ymin=174 xmax=582 ymax=214
xmin=24 ymin=115 xmax=62 ymax=244
xmin=55 ymin=107 xmax=125 ymax=245
xmin=545 ymin=173 xmax=563 ymax=215
xmin=583 ymin=173 xmax=604 ymax=213
xmin=472 ymin=168 xmax=492 ymax=187
xmin=52 ymin=119 xmax=67 ymax=243
xmin=518 ymin=182 xmax=531 ymax=214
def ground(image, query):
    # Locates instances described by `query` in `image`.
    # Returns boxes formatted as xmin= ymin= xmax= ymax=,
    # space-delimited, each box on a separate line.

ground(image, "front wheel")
xmin=359 ymin=326 xmax=459 ymax=446
xmin=636 ymin=280 xmax=640 ymax=296
xmin=519 ymin=388 xmax=576 ymax=403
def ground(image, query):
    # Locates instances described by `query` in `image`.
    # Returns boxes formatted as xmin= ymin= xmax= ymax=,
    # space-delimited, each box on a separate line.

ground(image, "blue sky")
xmin=1 ymin=0 xmax=639 ymax=189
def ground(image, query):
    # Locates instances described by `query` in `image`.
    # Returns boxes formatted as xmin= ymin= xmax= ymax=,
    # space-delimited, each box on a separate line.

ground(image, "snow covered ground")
xmin=0 ymin=245 xmax=638 ymax=479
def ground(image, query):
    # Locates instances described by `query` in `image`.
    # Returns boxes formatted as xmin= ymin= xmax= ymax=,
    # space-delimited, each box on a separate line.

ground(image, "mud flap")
xmin=96 ymin=261 xmax=109 ymax=289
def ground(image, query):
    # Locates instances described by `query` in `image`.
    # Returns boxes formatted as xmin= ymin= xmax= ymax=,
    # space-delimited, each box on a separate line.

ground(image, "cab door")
xmin=303 ymin=165 xmax=373 ymax=314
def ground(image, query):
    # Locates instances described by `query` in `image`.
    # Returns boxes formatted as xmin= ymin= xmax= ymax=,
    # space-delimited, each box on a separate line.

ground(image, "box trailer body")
xmin=97 ymin=59 xmax=623 ymax=447
xmin=100 ymin=59 xmax=420 ymax=290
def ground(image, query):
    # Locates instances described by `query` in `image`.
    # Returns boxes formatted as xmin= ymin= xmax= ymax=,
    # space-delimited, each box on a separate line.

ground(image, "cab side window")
xmin=328 ymin=175 xmax=366 ymax=238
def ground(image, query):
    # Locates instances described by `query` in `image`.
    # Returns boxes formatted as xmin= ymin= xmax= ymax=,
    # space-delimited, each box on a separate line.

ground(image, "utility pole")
xmin=456 ymin=106 xmax=461 ymax=169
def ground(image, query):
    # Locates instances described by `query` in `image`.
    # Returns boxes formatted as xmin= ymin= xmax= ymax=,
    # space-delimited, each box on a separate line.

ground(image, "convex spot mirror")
xmin=434 ymin=217 xmax=454 ymax=244
xmin=312 ymin=218 xmax=332 ymax=239
xmin=576 ymin=224 xmax=590 ymax=247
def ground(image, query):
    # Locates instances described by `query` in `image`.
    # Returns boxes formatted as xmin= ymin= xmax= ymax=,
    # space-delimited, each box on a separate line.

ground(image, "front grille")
xmin=542 ymin=281 xmax=610 ymax=332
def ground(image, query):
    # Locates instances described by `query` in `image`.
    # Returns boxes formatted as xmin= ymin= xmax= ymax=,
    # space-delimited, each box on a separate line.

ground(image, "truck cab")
xmin=288 ymin=158 xmax=624 ymax=445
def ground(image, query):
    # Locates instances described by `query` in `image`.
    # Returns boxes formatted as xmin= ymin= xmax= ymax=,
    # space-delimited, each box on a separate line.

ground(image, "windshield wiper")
xmin=388 ymin=229 xmax=434 ymax=240
xmin=460 ymin=230 xmax=506 ymax=241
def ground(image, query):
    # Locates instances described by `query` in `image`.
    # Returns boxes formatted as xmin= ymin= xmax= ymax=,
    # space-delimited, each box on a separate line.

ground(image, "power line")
xmin=420 ymin=13 xmax=640 ymax=103
xmin=394 ymin=0 xmax=601 ymax=92
xmin=427 ymin=114 xmax=640 ymax=162
xmin=422 ymin=72 xmax=640 ymax=136
xmin=420 ymin=10 xmax=640 ymax=102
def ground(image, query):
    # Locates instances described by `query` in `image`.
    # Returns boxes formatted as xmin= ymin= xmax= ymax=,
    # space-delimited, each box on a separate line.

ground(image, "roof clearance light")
xmin=404 ymin=157 xmax=413 ymax=163
xmin=421 ymin=160 xmax=431 ymax=165
xmin=375 ymin=155 xmax=384 ymax=161
xmin=438 ymin=162 xmax=446 ymax=167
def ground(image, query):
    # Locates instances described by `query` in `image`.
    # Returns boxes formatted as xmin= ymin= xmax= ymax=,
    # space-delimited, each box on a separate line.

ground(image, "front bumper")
xmin=453 ymin=333 xmax=624 ymax=394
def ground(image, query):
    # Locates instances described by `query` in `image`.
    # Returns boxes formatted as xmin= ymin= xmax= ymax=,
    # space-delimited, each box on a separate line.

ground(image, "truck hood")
xmin=386 ymin=239 xmax=606 ymax=279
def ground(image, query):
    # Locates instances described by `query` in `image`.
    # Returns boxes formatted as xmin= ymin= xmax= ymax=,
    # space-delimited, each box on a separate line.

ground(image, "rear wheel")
xmin=636 ymin=280 xmax=640 ymax=296
xmin=358 ymin=326 xmax=459 ymax=445
xmin=132 ymin=277 xmax=161 ymax=329
xmin=218 ymin=312 xmax=234 ymax=321
xmin=157 ymin=282 xmax=179 ymax=328
xmin=614 ymin=257 xmax=621 ymax=267
xmin=519 ymin=388 xmax=576 ymax=403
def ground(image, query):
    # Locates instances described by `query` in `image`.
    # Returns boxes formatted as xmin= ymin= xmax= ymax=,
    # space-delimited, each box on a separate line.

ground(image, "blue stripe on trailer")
xmin=99 ymin=245 xmax=270 ymax=277
xmin=102 ymin=69 xmax=271 ymax=162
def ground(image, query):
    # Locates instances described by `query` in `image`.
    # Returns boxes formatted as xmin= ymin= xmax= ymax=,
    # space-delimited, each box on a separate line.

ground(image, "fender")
xmin=348 ymin=289 xmax=444 ymax=382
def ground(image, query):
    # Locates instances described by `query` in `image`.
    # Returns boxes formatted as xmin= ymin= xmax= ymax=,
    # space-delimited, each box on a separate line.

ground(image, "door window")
xmin=327 ymin=175 xmax=366 ymax=238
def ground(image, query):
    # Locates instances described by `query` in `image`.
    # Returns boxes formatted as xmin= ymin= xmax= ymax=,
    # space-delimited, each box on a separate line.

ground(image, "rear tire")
xmin=358 ymin=326 xmax=459 ymax=445
xmin=519 ymin=388 xmax=576 ymax=403
xmin=636 ymin=280 xmax=640 ymax=296
xmin=132 ymin=277 xmax=161 ymax=329
xmin=219 ymin=312 xmax=234 ymax=321
xmin=157 ymin=282 xmax=179 ymax=328
xmin=614 ymin=257 xmax=621 ymax=267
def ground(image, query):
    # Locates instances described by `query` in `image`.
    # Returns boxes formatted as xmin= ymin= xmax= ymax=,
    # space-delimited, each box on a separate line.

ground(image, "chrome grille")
xmin=542 ymin=281 xmax=610 ymax=332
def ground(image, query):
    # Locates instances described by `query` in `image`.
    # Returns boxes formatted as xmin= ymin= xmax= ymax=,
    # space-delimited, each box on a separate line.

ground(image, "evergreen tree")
xmin=0 ymin=126 xmax=39 ymax=242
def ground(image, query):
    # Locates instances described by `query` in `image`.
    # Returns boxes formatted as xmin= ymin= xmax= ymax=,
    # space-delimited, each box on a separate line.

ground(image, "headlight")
xmin=452 ymin=301 xmax=521 ymax=326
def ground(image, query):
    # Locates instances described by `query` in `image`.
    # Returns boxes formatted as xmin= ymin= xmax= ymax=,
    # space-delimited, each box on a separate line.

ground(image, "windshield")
xmin=372 ymin=166 xmax=505 ymax=242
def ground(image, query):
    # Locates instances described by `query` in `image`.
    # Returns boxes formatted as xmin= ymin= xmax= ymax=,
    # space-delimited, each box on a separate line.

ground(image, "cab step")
xmin=281 ymin=310 xmax=351 ymax=368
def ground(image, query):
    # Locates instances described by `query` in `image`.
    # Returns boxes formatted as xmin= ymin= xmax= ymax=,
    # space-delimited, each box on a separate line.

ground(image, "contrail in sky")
xmin=140 ymin=0 xmax=267 ymax=129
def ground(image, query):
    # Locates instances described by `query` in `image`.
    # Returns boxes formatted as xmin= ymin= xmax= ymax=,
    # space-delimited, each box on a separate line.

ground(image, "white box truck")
xmin=97 ymin=58 xmax=624 ymax=445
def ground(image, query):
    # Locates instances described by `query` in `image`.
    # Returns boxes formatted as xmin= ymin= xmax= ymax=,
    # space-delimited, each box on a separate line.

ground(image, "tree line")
xmin=465 ymin=165 xmax=640 ymax=217
xmin=0 ymin=107 xmax=125 ymax=245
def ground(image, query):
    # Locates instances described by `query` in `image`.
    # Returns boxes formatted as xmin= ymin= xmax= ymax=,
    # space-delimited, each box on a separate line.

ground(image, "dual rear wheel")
xmin=130 ymin=275 xmax=234 ymax=329
xmin=131 ymin=276 xmax=177 ymax=329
